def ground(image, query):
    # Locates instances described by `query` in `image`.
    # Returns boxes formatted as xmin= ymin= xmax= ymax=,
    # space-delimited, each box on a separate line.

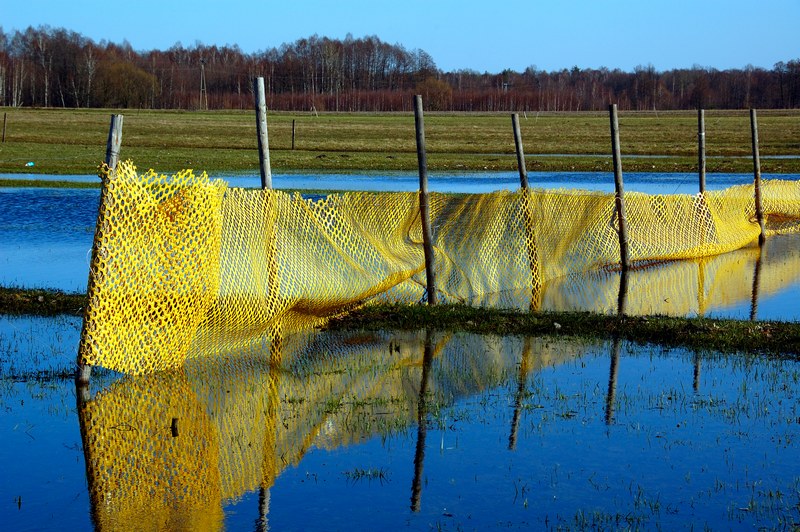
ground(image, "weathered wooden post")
xmin=512 ymin=113 xmax=542 ymax=309
xmin=698 ymin=109 xmax=706 ymax=193
xmin=414 ymin=95 xmax=437 ymax=305
xmin=105 ymin=114 xmax=123 ymax=170
xmin=617 ymin=268 xmax=629 ymax=317
xmin=512 ymin=113 xmax=528 ymax=188
xmin=609 ymin=104 xmax=630 ymax=272
xmin=254 ymin=76 xmax=272 ymax=189
xmin=2 ymin=112 xmax=7 ymax=143
xmin=291 ymin=119 xmax=296 ymax=150
xmin=750 ymin=108 xmax=766 ymax=245
xmin=76 ymin=114 xmax=124 ymax=387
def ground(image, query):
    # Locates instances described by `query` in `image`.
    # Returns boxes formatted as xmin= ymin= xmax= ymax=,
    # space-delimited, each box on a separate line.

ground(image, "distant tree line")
xmin=1 ymin=25 xmax=799 ymax=112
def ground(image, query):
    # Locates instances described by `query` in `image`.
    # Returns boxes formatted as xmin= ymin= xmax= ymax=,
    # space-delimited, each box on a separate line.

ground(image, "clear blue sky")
xmin=3 ymin=0 xmax=798 ymax=72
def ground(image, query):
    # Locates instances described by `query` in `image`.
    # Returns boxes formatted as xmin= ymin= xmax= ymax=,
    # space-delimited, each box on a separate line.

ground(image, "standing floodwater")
xmin=1 ymin=321 xmax=799 ymax=529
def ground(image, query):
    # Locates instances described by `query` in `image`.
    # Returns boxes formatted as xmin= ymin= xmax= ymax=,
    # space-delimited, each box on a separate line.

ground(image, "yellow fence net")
xmin=78 ymin=161 xmax=800 ymax=374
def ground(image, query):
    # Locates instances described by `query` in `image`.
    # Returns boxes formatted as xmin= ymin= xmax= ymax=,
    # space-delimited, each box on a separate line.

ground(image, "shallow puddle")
xmin=2 ymin=319 xmax=799 ymax=529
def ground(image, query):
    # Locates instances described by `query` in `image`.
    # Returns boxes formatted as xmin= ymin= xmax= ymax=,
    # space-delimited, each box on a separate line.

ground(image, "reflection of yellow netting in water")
xmin=79 ymin=329 xmax=590 ymax=521
xmin=78 ymin=369 xmax=224 ymax=530
xmin=78 ymin=161 xmax=800 ymax=374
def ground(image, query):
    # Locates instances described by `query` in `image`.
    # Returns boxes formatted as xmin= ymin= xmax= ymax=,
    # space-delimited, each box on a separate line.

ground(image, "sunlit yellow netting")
xmin=78 ymin=161 xmax=800 ymax=374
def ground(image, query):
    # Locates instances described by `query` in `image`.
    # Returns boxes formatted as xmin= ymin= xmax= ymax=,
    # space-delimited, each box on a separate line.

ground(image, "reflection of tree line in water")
xmin=76 ymin=327 xmax=593 ymax=528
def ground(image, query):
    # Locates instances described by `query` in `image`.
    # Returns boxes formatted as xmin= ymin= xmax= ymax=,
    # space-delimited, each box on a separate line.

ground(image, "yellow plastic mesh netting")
xmin=78 ymin=161 xmax=800 ymax=374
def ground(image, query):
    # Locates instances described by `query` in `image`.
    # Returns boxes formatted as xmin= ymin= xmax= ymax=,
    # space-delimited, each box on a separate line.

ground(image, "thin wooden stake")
xmin=750 ymin=108 xmax=766 ymax=245
xmin=609 ymin=104 xmax=630 ymax=271
xmin=77 ymin=114 xmax=124 ymax=387
xmin=291 ymin=119 xmax=296 ymax=150
xmin=414 ymin=95 xmax=437 ymax=305
xmin=512 ymin=113 xmax=542 ymax=308
xmin=254 ymin=77 xmax=272 ymax=189
xmin=2 ymin=112 xmax=6 ymax=143
xmin=512 ymin=113 xmax=528 ymax=188
xmin=698 ymin=108 xmax=706 ymax=193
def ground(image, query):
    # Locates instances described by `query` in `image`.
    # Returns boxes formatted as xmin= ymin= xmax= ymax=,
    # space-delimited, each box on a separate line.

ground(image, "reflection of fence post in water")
xmin=411 ymin=329 xmax=434 ymax=512
xmin=75 ymin=385 xmax=101 ymax=528
xmin=693 ymin=353 xmax=701 ymax=393
xmin=512 ymin=114 xmax=543 ymax=311
xmin=508 ymin=337 xmax=532 ymax=450
xmin=77 ymin=113 xmax=123 ymax=387
xmin=609 ymin=104 xmax=630 ymax=272
xmin=750 ymin=243 xmax=764 ymax=321
xmin=259 ymin=325 xmax=284 ymax=531
xmin=414 ymin=95 xmax=437 ymax=305
xmin=750 ymin=109 xmax=766 ymax=246
xmin=605 ymin=338 xmax=621 ymax=426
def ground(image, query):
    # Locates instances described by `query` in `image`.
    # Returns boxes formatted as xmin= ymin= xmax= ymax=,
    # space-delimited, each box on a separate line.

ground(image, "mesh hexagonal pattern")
xmin=78 ymin=161 xmax=800 ymax=374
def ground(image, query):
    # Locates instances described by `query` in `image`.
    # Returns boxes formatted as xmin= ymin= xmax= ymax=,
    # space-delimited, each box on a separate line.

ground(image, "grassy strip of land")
xmin=327 ymin=303 xmax=800 ymax=357
xmin=1 ymin=108 xmax=799 ymax=175
xmin=0 ymin=287 xmax=87 ymax=316
xmin=0 ymin=178 xmax=101 ymax=188
xmin=3 ymin=287 xmax=798 ymax=356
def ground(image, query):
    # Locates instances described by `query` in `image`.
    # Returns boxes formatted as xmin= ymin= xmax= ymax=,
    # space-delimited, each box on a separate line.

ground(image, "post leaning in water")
xmin=609 ymin=104 xmax=630 ymax=272
xmin=750 ymin=108 xmax=766 ymax=245
xmin=77 ymin=114 xmax=123 ymax=387
xmin=414 ymin=95 xmax=437 ymax=305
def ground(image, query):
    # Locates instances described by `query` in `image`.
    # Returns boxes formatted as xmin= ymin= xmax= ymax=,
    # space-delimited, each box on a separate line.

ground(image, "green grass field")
xmin=1 ymin=108 xmax=799 ymax=175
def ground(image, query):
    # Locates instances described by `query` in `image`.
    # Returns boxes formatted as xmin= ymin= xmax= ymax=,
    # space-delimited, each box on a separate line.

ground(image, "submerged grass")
xmin=3 ymin=287 xmax=795 ymax=356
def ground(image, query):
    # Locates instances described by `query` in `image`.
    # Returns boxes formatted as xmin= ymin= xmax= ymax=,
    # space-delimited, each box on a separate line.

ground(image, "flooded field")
xmin=2 ymin=317 xmax=800 ymax=529
xmin=2 ymin=171 xmax=800 ymax=529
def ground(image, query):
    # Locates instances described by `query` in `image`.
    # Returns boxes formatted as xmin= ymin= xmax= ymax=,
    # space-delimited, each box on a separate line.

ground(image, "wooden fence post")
xmin=750 ymin=108 xmax=766 ymax=245
xmin=609 ymin=104 xmax=630 ymax=272
xmin=291 ymin=119 xmax=296 ymax=150
xmin=254 ymin=76 xmax=272 ymax=189
xmin=76 ymin=113 xmax=124 ymax=387
xmin=698 ymin=109 xmax=706 ymax=193
xmin=105 ymin=114 xmax=123 ymax=171
xmin=512 ymin=113 xmax=542 ymax=309
xmin=414 ymin=95 xmax=437 ymax=305
xmin=2 ymin=112 xmax=6 ymax=143
xmin=512 ymin=113 xmax=528 ymax=188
